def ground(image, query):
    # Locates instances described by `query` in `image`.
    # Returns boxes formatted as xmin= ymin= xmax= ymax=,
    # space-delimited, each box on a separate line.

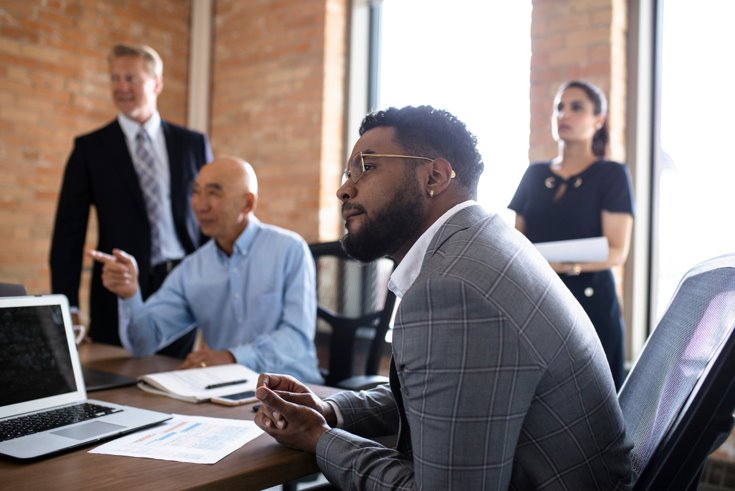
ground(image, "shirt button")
xmin=584 ymin=287 xmax=594 ymax=297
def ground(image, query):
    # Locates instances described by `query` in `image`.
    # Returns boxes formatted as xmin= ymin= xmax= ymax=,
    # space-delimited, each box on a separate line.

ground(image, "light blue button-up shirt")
xmin=119 ymin=216 xmax=322 ymax=383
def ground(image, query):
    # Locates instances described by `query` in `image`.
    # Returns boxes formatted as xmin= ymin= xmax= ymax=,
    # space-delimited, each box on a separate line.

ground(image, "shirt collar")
xmin=223 ymin=215 xmax=262 ymax=258
xmin=388 ymin=200 xmax=476 ymax=299
xmin=117 ymin=111 xmax=162 ymax=141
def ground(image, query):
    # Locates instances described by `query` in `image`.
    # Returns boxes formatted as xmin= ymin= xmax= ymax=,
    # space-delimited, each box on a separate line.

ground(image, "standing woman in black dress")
xmin=509 ymin=80 xmax=634 ymax=389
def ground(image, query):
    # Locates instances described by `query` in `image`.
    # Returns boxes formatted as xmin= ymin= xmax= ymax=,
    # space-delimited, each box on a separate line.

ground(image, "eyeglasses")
xmin=342 ymin=153 xmax=456 ymax=184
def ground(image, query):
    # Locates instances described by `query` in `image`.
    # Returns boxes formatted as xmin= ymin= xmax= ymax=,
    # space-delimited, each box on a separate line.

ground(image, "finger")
xmin=178 ymin=353 xmax=201 ymax=369
xmin=254 ymin=400 xmax=287 ymax=431
xmin=275 ymin=391 xmax=313 ymax=405
xmin=112 ymin=248 xmax=135 ymax=267
xmin=256 ymin=389 xmax=301 ymax=432
xmin=87 ymin=249 xmax=117 ymax=264
xmin=101 ymin=263 xmax=132 ymax=277
xmin=256 ymin=386 xmax=292 ymax=415
xmin=254 ymin=410 xmax=274 ymax=430
xmin=258 ymin=373 xmax=304 ymax=393
xmin=101 ymin=267 xmax=133 ymax=285
xmin=257 ymin=373 xmax=271 ymax=388
xmin=254 ymin=403 xmax=285 ymax=431
xmin=272 ymin=410 xmax=286 ymax=429
xmin=259 ymin=373 xmax=294 ymax=390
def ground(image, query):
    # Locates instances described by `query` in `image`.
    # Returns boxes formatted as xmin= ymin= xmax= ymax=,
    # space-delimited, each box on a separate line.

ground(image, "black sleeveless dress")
xmin=509 ymin=160 xmax=635 ymax=388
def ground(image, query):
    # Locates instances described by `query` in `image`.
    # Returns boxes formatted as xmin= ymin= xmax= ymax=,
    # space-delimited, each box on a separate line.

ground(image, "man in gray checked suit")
xmin=254 ymin=105 xmax=633 ymax=490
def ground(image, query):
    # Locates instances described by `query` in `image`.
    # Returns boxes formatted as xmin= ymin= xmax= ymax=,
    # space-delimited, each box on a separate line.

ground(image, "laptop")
xmin=0 ymin=294 xmax=171 ymax=460
xmin=0 ymin=284 xmax=137 ymax=392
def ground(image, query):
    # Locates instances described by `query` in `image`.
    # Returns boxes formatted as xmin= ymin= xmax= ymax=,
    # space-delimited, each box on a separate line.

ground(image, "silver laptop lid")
xmin=0 ymin=294 xmax=87 ymax=420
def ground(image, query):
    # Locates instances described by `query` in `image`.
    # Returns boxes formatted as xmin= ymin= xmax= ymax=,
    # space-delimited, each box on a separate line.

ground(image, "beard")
xmin=340 ymin=174 xmax=425 ymax=262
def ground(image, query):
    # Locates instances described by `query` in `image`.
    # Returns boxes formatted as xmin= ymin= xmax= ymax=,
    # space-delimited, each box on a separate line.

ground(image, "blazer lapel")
xmin=162 ymin=121 xmax=182 ymax=211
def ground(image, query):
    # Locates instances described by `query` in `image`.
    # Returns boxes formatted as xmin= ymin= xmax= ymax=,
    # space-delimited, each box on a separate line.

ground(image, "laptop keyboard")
xmin=0 ymin=403 xmax=123 ymax=442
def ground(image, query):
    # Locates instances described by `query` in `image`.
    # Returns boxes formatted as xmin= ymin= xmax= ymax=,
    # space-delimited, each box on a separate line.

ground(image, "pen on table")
xmin=205 ymin=379 xmax=248 ymax=390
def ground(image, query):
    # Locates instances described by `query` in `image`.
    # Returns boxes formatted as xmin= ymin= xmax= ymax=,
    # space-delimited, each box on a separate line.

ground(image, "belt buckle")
xmin=165 ymin=260 xmax=174 ymax=273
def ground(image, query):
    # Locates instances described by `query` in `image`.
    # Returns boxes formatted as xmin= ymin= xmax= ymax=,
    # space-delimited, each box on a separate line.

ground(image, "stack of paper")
xmin=533 ymin=237 xmax=608 ymax=262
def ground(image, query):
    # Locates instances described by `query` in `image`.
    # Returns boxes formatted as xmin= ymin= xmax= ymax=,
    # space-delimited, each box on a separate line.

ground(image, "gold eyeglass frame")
xmin=342 ymin=153 xmax=457 ymax=184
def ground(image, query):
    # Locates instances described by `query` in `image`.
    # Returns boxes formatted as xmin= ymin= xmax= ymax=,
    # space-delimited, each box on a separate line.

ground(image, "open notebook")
xmin=0 ymin=295 xmax=171 ymax=460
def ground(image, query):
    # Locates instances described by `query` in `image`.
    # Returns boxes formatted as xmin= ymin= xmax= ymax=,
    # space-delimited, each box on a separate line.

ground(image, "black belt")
xmin=151 ymin=259 xmax=182 ymax=276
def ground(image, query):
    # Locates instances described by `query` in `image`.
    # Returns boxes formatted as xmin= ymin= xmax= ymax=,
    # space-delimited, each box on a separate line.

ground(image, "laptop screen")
xmin=0 ymin=303 xmax=78 ymax=407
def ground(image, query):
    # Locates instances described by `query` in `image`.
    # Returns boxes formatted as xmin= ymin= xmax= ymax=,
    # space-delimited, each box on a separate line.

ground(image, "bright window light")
xmin=378 ymin=0 xmax=531 ymax=224
xmin=654 ymin=0 xmax=735 ymax=321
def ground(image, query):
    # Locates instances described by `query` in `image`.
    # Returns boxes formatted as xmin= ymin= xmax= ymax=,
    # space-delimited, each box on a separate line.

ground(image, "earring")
xmin=428 ymin=189 xmax=434 ymax=198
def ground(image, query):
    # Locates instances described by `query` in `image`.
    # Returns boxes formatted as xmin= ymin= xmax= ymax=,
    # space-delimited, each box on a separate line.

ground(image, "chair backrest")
xmin=0 ymin=283 xmax=27 ymax=296
xmin=309 ymin=241 xmax=396 ymax=387
xmin=618 ymin=253 xmax=735 ymax=490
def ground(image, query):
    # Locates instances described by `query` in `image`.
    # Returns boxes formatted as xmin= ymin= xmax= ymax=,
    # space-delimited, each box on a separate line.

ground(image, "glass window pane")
xmin=654 ymin=1 xmax=735 ymax=321
xmin=378 ymin=0 xmax=531 ymax=222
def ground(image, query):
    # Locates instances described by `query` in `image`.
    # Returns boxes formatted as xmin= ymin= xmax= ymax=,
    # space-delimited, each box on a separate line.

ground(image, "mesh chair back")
xmin=618 ymin=254 xmax=735 ymax=489
xmin=310 ymin=241 xmax=396 ymax=387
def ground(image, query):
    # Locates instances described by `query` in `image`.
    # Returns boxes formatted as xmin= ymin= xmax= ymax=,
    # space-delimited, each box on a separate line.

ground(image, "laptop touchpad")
xmin=52 ymin=421 xmax=126 ymax=440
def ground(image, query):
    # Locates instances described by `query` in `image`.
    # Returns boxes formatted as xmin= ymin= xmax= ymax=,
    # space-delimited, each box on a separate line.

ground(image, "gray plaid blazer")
xmin=318 ymin=205 xmax=633 ymax=490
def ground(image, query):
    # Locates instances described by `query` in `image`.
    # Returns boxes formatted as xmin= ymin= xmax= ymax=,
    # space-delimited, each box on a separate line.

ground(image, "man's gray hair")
xmin=108 ymin=43 xmax=163 ymax=78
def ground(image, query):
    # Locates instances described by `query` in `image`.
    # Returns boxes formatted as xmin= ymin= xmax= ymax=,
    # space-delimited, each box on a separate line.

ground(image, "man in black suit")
xmin=50 ymin=44 xmax=212 ymax=357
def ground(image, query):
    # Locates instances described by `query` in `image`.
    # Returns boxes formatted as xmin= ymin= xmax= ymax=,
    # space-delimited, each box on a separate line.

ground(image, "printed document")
xmin=89 ymin=414 xmax=263 ymax=464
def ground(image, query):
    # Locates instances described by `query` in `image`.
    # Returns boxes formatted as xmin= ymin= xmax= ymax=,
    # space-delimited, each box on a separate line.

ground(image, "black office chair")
xmin=281 ymin=242 xmax=396 ymax=491
xmin=618 ymin=253 xmax=735 ymax=490
xmin=0 ymin=282 xmax=28 ymax=296
xmin=310 ymin=241 xmax=396 ymax=390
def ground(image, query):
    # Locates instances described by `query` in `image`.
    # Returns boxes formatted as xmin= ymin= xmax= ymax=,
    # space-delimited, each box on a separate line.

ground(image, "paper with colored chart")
xmin=89 ymin=414 xmax=262 ymax=464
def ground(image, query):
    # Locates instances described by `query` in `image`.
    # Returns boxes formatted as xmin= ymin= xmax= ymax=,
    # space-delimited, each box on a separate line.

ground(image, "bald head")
xmin=199 ymin=156 xmax=259 ymax=197
xmin=191 ymin=156 xmax=259 ymax=255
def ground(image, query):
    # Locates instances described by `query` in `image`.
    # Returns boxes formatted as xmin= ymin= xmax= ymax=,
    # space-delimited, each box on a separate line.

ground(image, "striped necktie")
xmin=135 ymin=128 xmax=164 ymax=263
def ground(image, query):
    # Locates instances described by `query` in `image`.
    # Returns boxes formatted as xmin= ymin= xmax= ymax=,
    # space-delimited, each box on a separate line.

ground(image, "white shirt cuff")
xmin=326 ymin=399 xmax=344 ymax=428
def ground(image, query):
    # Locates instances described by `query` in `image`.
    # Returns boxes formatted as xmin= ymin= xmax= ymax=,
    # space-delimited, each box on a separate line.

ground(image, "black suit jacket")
xmin=50 ymin=119 xmax=212 ymax=345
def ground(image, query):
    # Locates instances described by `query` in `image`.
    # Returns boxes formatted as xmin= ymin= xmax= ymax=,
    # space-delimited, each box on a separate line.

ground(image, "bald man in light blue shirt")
xmin=91 ymin=157 xmax=322 ymax=383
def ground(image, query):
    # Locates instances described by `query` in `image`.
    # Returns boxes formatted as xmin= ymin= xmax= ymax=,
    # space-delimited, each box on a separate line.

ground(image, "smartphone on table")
xmin=210 ymin=390 xmax=257 ymax=406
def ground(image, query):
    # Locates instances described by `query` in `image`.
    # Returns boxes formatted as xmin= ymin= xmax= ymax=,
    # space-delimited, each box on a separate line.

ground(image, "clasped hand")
xmin=254 ymin=373 xmax=335 ymax=454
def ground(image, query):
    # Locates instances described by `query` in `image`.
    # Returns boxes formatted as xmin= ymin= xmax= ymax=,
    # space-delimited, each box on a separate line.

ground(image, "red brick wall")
xmin=530 ymin=0 xmax=627 ymax=163
xmin=0 ymin=0 xmax=347 ymax=322
xmin=0 ymin=0 xmax=627 ymax=324
xmin=209 ymin=0 xmax=347 ymax=243
xmin=0 ymin=0 xmax=192 ymax=309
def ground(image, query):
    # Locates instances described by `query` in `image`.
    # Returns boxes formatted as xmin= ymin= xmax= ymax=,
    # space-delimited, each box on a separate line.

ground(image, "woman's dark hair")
xmin=359 ymin=105 xmax=485 ymax=197
xmin=557 ymin=80 xmax=609 ymax=158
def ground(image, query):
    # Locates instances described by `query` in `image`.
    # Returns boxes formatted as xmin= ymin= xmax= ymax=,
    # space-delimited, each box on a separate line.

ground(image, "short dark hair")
xmin=557 ymin=80 xmax=609 ymax=158
xmin=359 ymin=105 xmax=485 ymax=197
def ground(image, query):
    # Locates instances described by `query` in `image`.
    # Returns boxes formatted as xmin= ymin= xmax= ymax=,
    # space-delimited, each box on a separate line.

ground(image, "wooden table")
xmin=0 ymin=342 xmax=338 ymax=490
